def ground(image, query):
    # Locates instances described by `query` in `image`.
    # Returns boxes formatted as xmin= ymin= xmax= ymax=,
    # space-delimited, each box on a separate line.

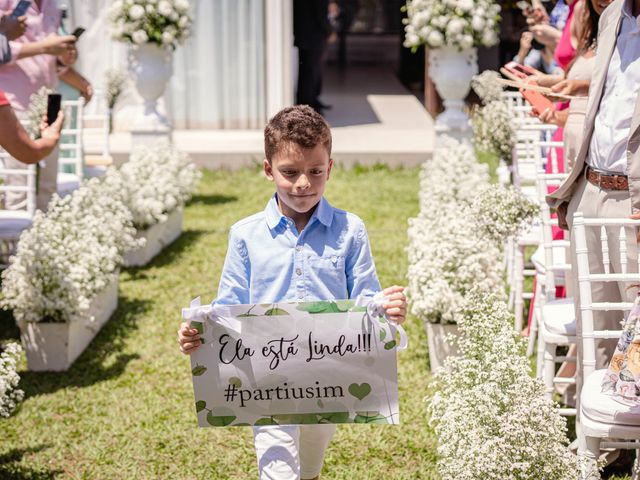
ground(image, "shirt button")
xmin=296 ymin=268 xmax=302 ymax=276
xmin=331 ymin=255 xmax=338 ymax=264
xmin=296 ymin=245 xmax=302 ymax=252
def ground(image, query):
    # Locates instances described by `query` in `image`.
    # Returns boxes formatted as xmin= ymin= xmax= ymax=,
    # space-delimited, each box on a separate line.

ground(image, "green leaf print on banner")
xmin=238 ymin=305 xmax=258 ymax=317
xmin=192 ymin=365 xmax=207 ymax=376
xmin=296 ymin=301 xmax=344 ymax=314
xmin=273 ymin=413 xmax=319 ymax=424
xmin=191 ymin=321 xmax=204 ymax=334
xmin=384 ymin=340 xmax=397 ymax=350
xmin=348 ymin=383 xmax=371 ymax=401
xmin=379 ymin=329 xmax=386 ymax=341
xmin=354 ymin=412 xmax=389 ymax=424
xmin=206 ymin=409 xmax=236 ymax=427
xmin=229 ymin=377 xmax=242 ymax=388
xmin=195 ymin=400 xmax=206 ymax=412
xmin=318 ymin=411 xmax=350 ymax=424
xmin=264 ymin=308 xmax=290 ymax=316
xmin=254 ymin=417 xmax=279 ymax=426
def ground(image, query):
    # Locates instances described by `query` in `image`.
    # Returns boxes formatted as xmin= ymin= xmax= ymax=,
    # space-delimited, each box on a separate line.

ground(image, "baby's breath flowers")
xmin=408 ymin=136 xmax=503 ymax=324
xmin=0 ymin=343 xmax=24 ymax=418
xmin=470 ymin=184 xmax=540 ymax=244
xmin=26 ymin=86 xmax=51 ymax=139
xmin=471 ymin=69 xmax=504 ymax=104
xmin=119 ymin=144 xmax=201 ymax=230
xmin=105 ymin=68 xmax=129 ymax=111
xmin=472 ymin=99 xmax=516 ymax=165
xmin=2 ymin=171 xmax=141 ymax=324
xmin=427 ymin=291 xmax=577 ymax=480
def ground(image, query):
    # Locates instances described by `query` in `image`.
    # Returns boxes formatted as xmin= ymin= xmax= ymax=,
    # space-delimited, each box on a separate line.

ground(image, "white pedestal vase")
xmin=124 ymin=208 xmax=183 ymax=267
xmin=428 ymin=46 xmax=478 ymax=135
xmin=128 ymin=43 xmax=173 ymax=145
xmin=425 ymin=322 xmax=461 ymax=372
xmin=18 ymin=275 xmax=119 ymax=372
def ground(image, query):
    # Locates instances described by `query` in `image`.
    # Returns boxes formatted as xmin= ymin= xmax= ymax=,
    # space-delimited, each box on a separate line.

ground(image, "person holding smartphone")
xmin=0 ymin=0 xmax=77 ymax=212
xmin=0 ymin=87 xmax=63 ymax=164
xmin=0 ymin=13 xmax=26 ymax=64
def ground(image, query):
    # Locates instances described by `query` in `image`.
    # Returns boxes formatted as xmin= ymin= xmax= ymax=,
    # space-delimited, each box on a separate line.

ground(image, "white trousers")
xmin=253 ymin=425 xmax=336 ymax=479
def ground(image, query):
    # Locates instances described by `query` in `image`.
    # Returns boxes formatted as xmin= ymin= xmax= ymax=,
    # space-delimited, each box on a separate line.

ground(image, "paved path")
xmin=104 ymin=65 xmax=434 ymax=169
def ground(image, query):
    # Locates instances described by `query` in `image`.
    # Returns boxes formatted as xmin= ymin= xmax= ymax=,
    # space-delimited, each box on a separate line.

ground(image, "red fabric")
xmin=554 ymin=0 xmax=579 ymax=71
xmin=0 ymin=89 xmax=8 ymax=107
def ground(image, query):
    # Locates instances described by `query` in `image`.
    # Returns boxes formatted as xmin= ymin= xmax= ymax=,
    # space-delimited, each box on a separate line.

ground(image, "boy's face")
xmin=264 ymin=143 xmax=333 ymax=217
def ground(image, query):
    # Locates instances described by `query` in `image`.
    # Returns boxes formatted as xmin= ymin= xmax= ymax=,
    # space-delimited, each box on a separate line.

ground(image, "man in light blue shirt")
xmin=179 ymin=105 xmax=406 ymax=480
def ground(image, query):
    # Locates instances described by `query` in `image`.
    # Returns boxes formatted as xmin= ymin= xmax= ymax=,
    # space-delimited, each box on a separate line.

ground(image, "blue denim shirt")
xmin=215 ymin=194 xmax=381 ymax=305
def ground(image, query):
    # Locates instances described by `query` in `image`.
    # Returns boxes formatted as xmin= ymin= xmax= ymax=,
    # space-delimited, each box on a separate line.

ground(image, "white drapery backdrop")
xmin=64 ymin=0 xmax=290 ymax=129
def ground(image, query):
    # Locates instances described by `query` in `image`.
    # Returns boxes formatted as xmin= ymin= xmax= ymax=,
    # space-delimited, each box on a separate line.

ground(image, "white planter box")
xmin=425 ymin=322 xmax=461 ymax=373
xmin=124 ymin=208 xmax=183 ymax=267
xmin=18 ymin=276 xmax=119 ymax=372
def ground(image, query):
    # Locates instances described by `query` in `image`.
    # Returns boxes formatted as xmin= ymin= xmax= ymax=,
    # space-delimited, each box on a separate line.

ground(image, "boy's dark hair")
xmin=264 ymin=105 xmax=332 ymax=162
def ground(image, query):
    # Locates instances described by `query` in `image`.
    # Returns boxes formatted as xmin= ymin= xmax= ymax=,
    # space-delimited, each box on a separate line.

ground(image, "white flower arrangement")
xmin=408 ymin=136 xmax=503 ymax=324
xmin=25 ymin=86 xmax=51 ymax=139
xmin=108 ymin=0 xmax=192 ymax=50
xmin=1 ymin=171 xmax=140 ymax=324
xmin=403 ymin=0 xmax=501 ymax=50
xmin=407 ymin=212 xmax=504 ymax=324
xmin=0 ymin=342 xmax=24 ymax=418
xmin=119 ymin=144 xmax=201 ymax=230
xmin=427 ymin=291 xmax=577 ymax=479
xmin=472 ymin=98 xmax=516 ymax=164
xmin=105 ymin=68 xmax=129 ymax=110
xmin=470 ymin=184 xmax=539 ymax=244
xmin=471 ymin=69 xmax=504 ymax=104
xmin=417 ymin=135 xmax=490 ymax=214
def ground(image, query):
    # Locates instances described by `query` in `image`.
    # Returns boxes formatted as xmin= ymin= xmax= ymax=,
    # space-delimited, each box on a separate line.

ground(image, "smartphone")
xmin=521 ymin=88 xmax=555 ymax=115
xmin=10 ymin=0 xmax=31 ymax=19
xmin=504 ymin=61 xmax=537 ymax=79
xmin=72 ymin=27 xmax=85 ymax=39
xmin=46 ymin=93 xmax=61 ymax=126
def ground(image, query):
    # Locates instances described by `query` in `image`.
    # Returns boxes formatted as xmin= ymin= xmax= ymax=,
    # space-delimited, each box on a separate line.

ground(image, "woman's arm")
xmin=0 ymin=104 xmax=63 ymax=164
xmin=11 ymin=34 xmax=75 ymax=61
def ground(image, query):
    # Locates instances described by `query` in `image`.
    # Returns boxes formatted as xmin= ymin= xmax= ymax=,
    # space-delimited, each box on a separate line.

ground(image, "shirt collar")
xmin=264 ymin=194 xmax=334 ymax=231
xmin=622 ymin=0 xmax=636 ymax=20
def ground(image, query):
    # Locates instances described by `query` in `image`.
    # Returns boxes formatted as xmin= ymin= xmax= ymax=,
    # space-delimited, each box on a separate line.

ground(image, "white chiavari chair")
xmin=57 ymin=99 xmax=84 ymax=196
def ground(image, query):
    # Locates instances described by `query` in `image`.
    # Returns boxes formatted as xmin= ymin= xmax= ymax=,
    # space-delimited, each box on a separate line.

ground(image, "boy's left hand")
xmin=382 ymin=285 xmax=407 ymax=325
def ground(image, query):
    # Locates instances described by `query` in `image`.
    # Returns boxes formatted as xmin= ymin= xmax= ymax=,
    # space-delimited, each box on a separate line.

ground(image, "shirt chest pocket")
xmin=309 ymin=254 xmax=346 ymax=281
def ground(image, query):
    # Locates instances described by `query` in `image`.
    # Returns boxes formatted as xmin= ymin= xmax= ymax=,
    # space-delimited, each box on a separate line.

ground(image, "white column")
xmin=265 ymin=0 xmax=294 ymax=118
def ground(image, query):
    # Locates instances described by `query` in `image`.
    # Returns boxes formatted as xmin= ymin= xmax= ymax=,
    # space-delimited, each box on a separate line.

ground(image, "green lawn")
xmin=0 ymin=166 xmax=438 ymax=479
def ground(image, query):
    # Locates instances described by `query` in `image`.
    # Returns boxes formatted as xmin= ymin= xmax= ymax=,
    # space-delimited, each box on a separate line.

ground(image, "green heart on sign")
xmin=348 ymin=382 xmax=371 ymax=400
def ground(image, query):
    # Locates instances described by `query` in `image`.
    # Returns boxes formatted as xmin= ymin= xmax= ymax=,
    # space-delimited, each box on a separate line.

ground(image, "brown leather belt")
xmin=586 ymin=166 xmax=629 ymax=191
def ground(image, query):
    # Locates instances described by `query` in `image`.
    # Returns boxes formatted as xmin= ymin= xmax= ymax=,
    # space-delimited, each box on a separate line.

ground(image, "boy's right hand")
xmin=178 ymin=322 xmax=201 ymax=355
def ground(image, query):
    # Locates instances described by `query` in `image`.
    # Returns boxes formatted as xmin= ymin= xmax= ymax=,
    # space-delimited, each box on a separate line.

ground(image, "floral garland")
xmin=403 ymin=0 xmax=501 ymax=50
xmin=109 ymin=0 xmax=192 ymax=50
xmin=0 ymin=343 xmax=24 ymax=418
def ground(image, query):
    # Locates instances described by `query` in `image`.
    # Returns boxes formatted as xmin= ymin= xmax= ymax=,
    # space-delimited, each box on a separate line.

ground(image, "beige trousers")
xmin=566 ymin=171 xmax=638 ymax=425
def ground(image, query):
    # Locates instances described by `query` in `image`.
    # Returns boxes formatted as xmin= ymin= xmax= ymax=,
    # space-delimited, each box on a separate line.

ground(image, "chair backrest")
xmin=572 ymin=212 xmax=640 ymax=379
xmin=536 ymin=171 xmax=571 ymax=300
xmin=82 ymin=88 xmax=110 ymax=158
xmin=513 ymin=123 xmax=560 ymax=201
xmin=59 ymin=99 xmax=84 ymax=179
xmin=501 ymin=90 xmax=535 ymax=124
xmin=0 ymin=148 xmax=37 ymax=216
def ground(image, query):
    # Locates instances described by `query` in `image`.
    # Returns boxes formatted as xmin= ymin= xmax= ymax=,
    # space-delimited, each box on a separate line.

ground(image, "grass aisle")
xmin=0 ymin=166 xmax=438 ymax=480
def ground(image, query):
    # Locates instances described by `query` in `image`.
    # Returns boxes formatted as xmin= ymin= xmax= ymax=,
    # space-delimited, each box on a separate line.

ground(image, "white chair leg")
xmin=633 ymin=450 xmax=640 ymax=480
xmin=527 ymin=310 xmax=538 ymax=357
xmin=543 ymin=341 xmax=556 ymax=399
xmin=514 ymin=244 xmax=525 ymax=332
xmin=536 ymin=329 xmax=545 ymax=378
xmin=578 ymin=436 xmax=601 ymax=480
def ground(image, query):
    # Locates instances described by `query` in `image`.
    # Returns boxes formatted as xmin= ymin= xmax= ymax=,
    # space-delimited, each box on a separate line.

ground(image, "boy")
xmin=178 ymin=105 xmax=407 ymax=480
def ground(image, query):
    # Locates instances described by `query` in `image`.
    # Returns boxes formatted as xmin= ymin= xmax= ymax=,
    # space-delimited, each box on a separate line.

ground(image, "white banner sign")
xmin=183 ymin=299 xmax=400 ymax=427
